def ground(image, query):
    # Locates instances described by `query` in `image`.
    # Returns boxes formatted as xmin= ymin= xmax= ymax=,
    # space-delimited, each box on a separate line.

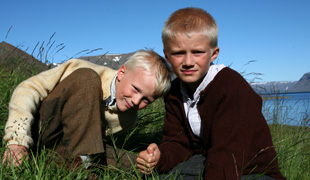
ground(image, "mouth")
xmin=181 ymin=69 xmax=196 ymax=75
xmin=124 ymin=99 xmax=133 ymax=109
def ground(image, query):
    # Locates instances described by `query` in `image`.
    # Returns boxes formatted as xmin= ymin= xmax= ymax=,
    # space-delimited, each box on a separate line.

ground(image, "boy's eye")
xmin=133 ymin=86 xmax=139 ymax=92
xmin=193 ymin=51 xmax=204 ymax=54
xmin=171 ymin=51 xmax=185 ymax=56
xmin=142 ymin=98 xmax=152 ymax=104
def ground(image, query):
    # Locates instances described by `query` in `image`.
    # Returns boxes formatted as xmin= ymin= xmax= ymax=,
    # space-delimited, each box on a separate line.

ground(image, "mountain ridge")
xmin=251 ymin=72 xmax=310 ymax=93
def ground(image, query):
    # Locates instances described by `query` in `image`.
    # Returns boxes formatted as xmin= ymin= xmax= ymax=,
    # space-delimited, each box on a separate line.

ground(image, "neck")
xmin=185 ymin=83 xmax=199 ymax=99
xmin=187 ymin=77 xmax=205 ymax=96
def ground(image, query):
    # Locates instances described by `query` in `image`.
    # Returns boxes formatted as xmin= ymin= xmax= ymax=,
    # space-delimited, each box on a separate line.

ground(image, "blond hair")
xmin=162 ymin=7 xmax=218 ymax=49
xmin=124 ymin=49 xmax=171 ymax=98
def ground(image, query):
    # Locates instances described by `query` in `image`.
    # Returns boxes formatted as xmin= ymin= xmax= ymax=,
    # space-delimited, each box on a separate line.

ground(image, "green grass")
xmin=0 ymin=51 xmax=310 ymax=179
xmin=270 ymin=124 xmax=310 ymax=179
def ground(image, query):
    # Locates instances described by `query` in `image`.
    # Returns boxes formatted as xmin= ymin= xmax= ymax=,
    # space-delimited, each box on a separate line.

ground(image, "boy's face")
xmin=115 ymin=66 xmax=156 ymax=112
xmin=164 ymin=33 xmax=219 ymax=90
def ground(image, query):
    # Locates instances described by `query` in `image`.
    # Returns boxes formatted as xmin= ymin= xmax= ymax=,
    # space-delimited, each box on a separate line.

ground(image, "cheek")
xmin=123 ymin=88 xmax=133 ymax=96
xmin=169 ymin=58 xmax=180 ymax=66
xmin=168 ymin=61 xmax=179 ymax=71
xmin=117 ymin=85 xmax=131 ymax=96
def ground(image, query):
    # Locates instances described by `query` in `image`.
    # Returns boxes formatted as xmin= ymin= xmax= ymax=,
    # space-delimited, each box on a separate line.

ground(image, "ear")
xmin=163 ymin=49 xmax=171 ymax=64
xmin=210 ymin=47 xmax=220 ymax=63
xmin=117 ymin=66 xmax=126 ymax=81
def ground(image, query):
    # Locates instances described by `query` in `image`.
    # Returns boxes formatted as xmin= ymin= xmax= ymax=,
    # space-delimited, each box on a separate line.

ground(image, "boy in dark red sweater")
xmin=136 ymin=7 xmax=285 ymax=180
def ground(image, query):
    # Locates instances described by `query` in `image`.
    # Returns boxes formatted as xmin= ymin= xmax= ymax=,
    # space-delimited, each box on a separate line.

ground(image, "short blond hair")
xmin=162 ymin=7 xmax=218 ymax=49
xmin=124 ymin=49 xmax=171 ymax=98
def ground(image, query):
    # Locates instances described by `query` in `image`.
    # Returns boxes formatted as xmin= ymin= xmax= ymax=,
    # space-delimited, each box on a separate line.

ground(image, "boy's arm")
xmin=3 ymin=59 xmax=94 ymax=149
xmin=155 ymin=95 xmax=194 ymax=172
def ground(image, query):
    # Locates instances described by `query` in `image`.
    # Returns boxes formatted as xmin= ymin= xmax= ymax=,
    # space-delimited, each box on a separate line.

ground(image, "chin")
xmin=118 ymin=107 xmax=127 ymax=112
xmin=180 ymin=77 xmax=199 ymax=84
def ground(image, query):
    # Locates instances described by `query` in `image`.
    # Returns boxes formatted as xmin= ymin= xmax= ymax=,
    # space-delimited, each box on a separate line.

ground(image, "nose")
xmin=132 ymin=94 xmax=142 ymax=106
xmin=183 ymin=54 xmax=194 ymax=67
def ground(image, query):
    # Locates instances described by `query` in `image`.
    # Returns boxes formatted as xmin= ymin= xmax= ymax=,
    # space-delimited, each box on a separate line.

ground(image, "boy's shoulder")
xmin=208 ymin=67 xmax=257 ymax=97
xmin=211 ymin=67 xmax=249 ymax=86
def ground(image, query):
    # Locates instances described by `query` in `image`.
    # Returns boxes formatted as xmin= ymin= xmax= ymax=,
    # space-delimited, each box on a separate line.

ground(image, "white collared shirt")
xmin=181 ymin=64 xmax=226 ymax=137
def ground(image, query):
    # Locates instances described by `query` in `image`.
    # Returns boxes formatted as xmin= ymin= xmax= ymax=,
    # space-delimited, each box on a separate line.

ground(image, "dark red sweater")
xmin=157 ymin=67 xmax=285 ymax=179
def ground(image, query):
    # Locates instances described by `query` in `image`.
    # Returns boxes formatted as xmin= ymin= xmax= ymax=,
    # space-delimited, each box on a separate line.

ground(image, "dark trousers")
xmin=31 ymin=68 xmax=136 ymax=168
xmin=159 ymin=154 xmax=275 ymax=180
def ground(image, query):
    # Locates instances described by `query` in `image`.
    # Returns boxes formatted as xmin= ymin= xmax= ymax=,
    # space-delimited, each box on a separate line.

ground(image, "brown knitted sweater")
xmin=157 ymin=67 xmax=285 ymax=179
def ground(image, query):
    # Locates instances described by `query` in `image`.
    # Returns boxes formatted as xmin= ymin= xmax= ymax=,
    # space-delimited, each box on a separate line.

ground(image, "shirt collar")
xmin=105 ymin=75 xmax=117 ymax=106
xmin=181 ymin=63 xmax=226 ymax=103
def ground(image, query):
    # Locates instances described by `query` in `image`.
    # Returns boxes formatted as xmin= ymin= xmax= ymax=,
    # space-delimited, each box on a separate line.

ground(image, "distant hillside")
xmin=292 ymin=72 xmax=310 ymax=92
xmin=251 ymin=72 xmax=310 ymax=93
xmin=0 ymin=41 xmax=137 ymax=72
xmin=251 ymin=81 xmax=296 ymax=94
xmin=0 ymin=41 xmax=49 ymax=74
xmin=79 ymin=52 xmax=136 ymax=70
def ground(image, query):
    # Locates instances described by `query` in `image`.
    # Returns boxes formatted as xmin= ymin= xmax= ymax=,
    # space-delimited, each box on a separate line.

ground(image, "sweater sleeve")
xmin=156 ymin=88 xmax=195 ymax=172
xmin=201 ymin=70 xmax=280 ymax=179
xmin=3 ymin=59 xmax=98 ymax=148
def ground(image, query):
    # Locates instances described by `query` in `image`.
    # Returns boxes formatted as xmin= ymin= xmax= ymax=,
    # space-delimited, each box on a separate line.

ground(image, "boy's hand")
xmin=2 ymin=144 xmax=28 ymax=167
xmin=136 ymin=143 xmax=160 ymax=174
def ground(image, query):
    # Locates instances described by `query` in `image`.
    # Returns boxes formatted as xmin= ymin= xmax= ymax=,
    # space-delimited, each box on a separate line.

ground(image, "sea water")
xmin=262 ymin=92 xmax=310 ymax=127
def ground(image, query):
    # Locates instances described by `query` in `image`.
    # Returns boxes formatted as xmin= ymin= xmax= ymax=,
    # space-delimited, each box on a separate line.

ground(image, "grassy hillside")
xmin=0 ymin=41 xmax=50 ymax=74
xmin=0 ymin=49 xmax=309 ymax=179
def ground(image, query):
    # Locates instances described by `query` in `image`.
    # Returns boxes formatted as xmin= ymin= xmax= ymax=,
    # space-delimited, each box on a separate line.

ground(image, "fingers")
xmin=137 ymin=166 xmax=152 ymax=174
xmin=136 ymin=144 xmax=160 ymax=174
xmin=136 ymin=151 xmax=154 ymax=174
xmin=146 ymin=144 xmax=155 ymax=157
xmin=3 ymin=149 xmax=23 ymax=167
xmin=12 ymin=152 xmax=25 ymax=167
xmin=136 ymin=155 xmax=156 ymax=167
xmin=3 ymin=145 xmax=28 ymax=167
xmin=136 ymin=156 xmax=155 ymax=174
xmin=2 ymin=150 xmax=11 ymax=166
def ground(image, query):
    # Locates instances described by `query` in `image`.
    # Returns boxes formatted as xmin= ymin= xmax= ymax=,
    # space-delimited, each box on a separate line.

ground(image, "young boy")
xmin=2 ymin=49 xmax=171 ymax=169
xmin=136 ymin=8 xmax=286 ymax=179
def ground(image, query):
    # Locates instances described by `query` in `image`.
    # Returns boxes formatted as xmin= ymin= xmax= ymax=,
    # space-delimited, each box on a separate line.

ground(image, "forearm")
xmin=156 ymin=141 xmax=193 ymax=173
xmin=3 ymin=59 xmax=83 ymax=148
xmin=157 ymin=91 xmax=195 ymax=172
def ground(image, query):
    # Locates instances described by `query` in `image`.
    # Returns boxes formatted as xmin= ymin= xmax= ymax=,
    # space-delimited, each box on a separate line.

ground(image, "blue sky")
xmin=1 ymin=0 xmax=309 ymax=82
